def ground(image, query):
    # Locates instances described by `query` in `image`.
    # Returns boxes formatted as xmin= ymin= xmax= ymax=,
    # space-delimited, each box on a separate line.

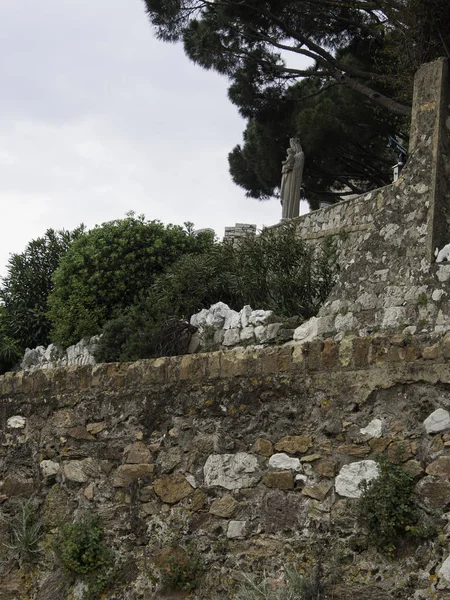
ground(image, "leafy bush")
xmin=47 ymin=215 xmax=214 ymax=347
xmin=58 ymin=514 xmax=113 ymax=599
xmin=0 ymin=227 xmax=84 ymax=352
xmin=6 ymin=500 xmax=43 ymax=562
xmin=358 ymin=455 xmax=420 ymax=555
xmin=95 ymin=223 xmax=338 ymax=362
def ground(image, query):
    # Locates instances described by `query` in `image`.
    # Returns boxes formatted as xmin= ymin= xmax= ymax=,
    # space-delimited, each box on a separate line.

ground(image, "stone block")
xmin=426 ymin=456 xmax=450 ymax=477
xmin=227 ymin=520 xmax=247 ymax=539
xmin=322 ymin=338 xmax=338 ymax=369
xmin=424 ymin=408 xmax=450 ymax=433
xmin=125 ymin=442 xmax=153 ymax=464
xmin=223 ymin=328 xmax=241 ymax=347
xmin=423 ymin=344 xmax=440 ymax=359
xmin=417 ymin=479 xmax=450 ymax=509
xmin=275 ymin=435 xmax=312 ymax=454
xmin=263 ymin=471 xmax=294 ymax=490
xmin=209 ymin=494 xmax=239 ymax=518
xmin=203 ymin=453 xmax=259 ymax=490
xmin=113 ymin=464 xmax=155 ymax=487
xmin=268 ymin=453 xmax=302 ymax=471
xmin=302 ymin=481 xmax=332 ymax=501
xmin=153 ymin=474 xmax=193 ymax=504
xmin=335 ymin=460 xmax=379 ymax=498
xmin=352 ymin=338 xmax=371 ymax=368
xmin=251 ymin=438 xmax=273 ymax=457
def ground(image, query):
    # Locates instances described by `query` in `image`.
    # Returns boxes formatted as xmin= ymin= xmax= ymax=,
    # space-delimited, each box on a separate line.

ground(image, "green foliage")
xmin=47 ymin=214 xmax=214 ymax=347
xmin=58 ymin=514 xmax=113 ymax=599
xmin=235 ymin=565 xmax=326 ymax=600
xmin=0 ymin=227 xmax=84 ymax=352
xmin=160 ymin=550 xmax=203 ymax=593
xmin=0 ymin=307 xmax=21 ymax=374
xmin=95 ymin=224 xmax=337 ymax=362
xmin=358 ymin=455 xmax=421 ymax=555
xmin=6 ymin=500 xmax=43 ymax=562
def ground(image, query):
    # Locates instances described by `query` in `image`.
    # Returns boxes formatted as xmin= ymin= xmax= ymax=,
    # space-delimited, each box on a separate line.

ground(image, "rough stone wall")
xmin=278 ymin=58 xmax=450 ymax=338
xmin=2 ymin=334 xmax=450 ymax=599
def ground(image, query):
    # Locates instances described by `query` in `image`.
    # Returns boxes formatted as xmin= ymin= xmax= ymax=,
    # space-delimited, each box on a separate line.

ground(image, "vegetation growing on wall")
xmin=95 ymin=223 xmax=338 ymax=362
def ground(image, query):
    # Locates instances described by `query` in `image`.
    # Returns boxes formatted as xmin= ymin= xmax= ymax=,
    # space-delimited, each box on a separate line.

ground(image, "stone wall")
xmin=2 ymin=333 xmax=450 ymax=599
xmin=272 ymin=58 xmax=450 ymax=339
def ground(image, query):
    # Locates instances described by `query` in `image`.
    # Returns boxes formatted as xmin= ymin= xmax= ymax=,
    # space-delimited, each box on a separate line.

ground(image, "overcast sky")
xmin=0 ymin=0 xmax=311 ymax=278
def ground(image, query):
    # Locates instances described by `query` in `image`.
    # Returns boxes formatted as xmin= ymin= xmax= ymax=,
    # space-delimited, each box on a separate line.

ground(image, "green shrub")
xmin=58 ymin=515 xmax=113 ymax=599
xmin=47 ymin=215 xmax=214 ymax=347
xmin=0 ymin=307 xmax=21 ymax=374
xmin=95 ymin=223 xmax=338 ymax=362
xmin=358 ymin=455 xmax=421 ymax=555
xmin=6 ymin=500 xmax=43 ymax=562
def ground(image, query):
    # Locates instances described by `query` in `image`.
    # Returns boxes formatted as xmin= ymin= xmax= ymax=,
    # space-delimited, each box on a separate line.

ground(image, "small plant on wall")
xmin=5 ymin=499 xmax=43 ymax=562
xmin=57 ymin=514 xmax=114 ymax=599
xmin=158 ymin=544 xmax=203 ymax=593
xmin=358 ymin=454 xmax=433 ymax=556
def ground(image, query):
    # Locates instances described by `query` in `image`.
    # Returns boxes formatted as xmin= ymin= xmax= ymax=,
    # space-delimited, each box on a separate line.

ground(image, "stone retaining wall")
xmin=2 ymin=334 xmax=450 ymax=599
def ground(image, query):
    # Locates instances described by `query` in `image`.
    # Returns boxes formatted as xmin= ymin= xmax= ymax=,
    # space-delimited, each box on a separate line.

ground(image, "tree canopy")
xmin=47 ymin=214 xmax=215 ymax=346
xmin=0 ymin=226 xmax=84 ymax=352
xmin=144 ymin=0 xmax=449 ymax=204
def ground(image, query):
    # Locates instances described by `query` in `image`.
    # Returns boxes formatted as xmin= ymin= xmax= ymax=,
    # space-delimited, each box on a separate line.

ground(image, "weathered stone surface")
xmin=63 ymin=458 xmax=98 ymax=483
xmin=263 ymin=471 xmax=294 ymax=490
xmin=223 ymin=328 xmax=241 ymax=347
xmin=313 ymin=459 xmax=336 ymax=478
xmin=274 ymin=435 xmax=312 ymax=454
xmin=439 ymin=554 xmax=450 ymax=582
xmin=268 ymin=453 xmax=302 ymax=471
xmin=335 ymin=461 xmax=379 ymax=498
xmin=40 ymin=459 xmax=60 ymax=478
xmin=67 ymin=426 xmax=94 ymax=441
xmin=417 ymin=479 xmax=450 ymax=509
xmin=227 ymin=520 xmax=247 ymax=539
xmin=402 ymin=460 xmax=424 ymax=478
xmin=424 ymin=408 xmax=450 ymax=433
xmin=203 ymin=453 xmax=259 ymax=490
xmin=337 ymin=444 xmax=370 ymax=457
xmin=42 ymin=485 xmax=73 ymax=528
xmin=156 ymin=447 xmax=182 ymax=474
xmin=360 ymin=418 xmax=383 ymax=439
xmin=2 ymin=473 xmax=34 ymax=497
xmin=113 ymin=464 xmax=154 ymax=487
xmin=302 ymin=481 xmax=333 ymax=501
xmin=426 ymin=456 xmax=450 ymax=477
xmin=252 ymin=438 xmax=273 ymax=457
xmin=125 ymin=442 xmax=153 ymax=464
xmin=153 ymin=474 xmax=193 ymax=504
xmin=86 ymin=421 xmax=106 ymax=435
xmin=7 ymin=415 xmax=26 ymax=429
xmin=387 ymin=440 xmax=413 ymax=463
xmin=210 ymin=494 xmax=239 ymax=518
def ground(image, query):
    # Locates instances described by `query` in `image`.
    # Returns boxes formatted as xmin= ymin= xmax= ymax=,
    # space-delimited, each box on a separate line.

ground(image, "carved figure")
xmin=280 ymin=137 xmax=305 ymax=220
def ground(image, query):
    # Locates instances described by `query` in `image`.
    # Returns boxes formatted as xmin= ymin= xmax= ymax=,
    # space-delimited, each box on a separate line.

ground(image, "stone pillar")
xmin=408 ymin=58 xmax=450 ymax=262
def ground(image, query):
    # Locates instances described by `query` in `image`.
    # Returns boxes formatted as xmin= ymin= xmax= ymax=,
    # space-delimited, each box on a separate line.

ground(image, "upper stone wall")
xmin=286 ymin=58 xmax=450 ymax=338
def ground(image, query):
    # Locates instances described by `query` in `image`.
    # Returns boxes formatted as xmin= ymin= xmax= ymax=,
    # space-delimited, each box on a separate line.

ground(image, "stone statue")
xmin=280 ymin=137 xmax=305 ymax=220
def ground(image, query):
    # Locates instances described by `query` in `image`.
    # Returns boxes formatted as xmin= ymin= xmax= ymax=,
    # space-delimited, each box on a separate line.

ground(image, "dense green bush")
xmin=358 ymin=455 xmax=422 ymax=555
xmin=0 ymin=227 xmax=84 ymax=352
xmin=47 ymin=215 xmax=214 ymax=346
xmin=0 ymin=307 xmax=21 ymax=374
xmin=58 ymin=515 xmax=113 ymax=599
xmin=95 ymin=223 xmax=337 ymax=362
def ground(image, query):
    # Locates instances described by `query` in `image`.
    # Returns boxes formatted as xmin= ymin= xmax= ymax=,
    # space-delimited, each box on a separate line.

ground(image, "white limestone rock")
xmin=437 ymin=265 xmax=450 ymax=283
xmin=240 ymin=326 xmax=255 ymax=343
xmin=424 ymin=408 xmax=450 ymax=434
xmin=438 ymin=555 xmax=450 ymax=582
xmin=334 ymin=312 xmax=356 ymax=333
xmin=266 ymin=323 xmax=282 ymax=341
xmin=294 ymin=317 xmax=319 ymax=342
xmin=40 ymin=460 xmax=61 ymax=478
xmin=223 ymin=328 xmax=241 ymax=347
xmin=360 ymin=418 xmax=383 ymax=439
xmin=190 ymin=308 xmax=208 ymax=330
xmin=240 ymin=305 xmax=253 ymax=328
xmin=203 ymin=453 xmax=259 ymax=490
xmin=7 ymin=415 xmax=26 ymax=429
xmin=249 ymin=309 xmax=273 ymax=326
xmin=227 ymin=520 xmax=247 ymax=539
xmin=335 ymin=460 xmax=379 ymax=498
xmin=269 ymin=453 xmax=302 ymax=471
xmin=436 ymin=244 xmax=450 ymax=263
xmin=224 ymin=309 xmax=241 ymax=330
xmin=381 ymin=306 xmax=406 ymax=329
xmin=63 ymin=458 xmax=98 ymax=483
xmin=20 ymin=346 xmax=45 ymax=370
xmin=254 ymin=325 xmax=268 ymax=343
xmin=205 ymin=302 xmax=230 ymax=329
